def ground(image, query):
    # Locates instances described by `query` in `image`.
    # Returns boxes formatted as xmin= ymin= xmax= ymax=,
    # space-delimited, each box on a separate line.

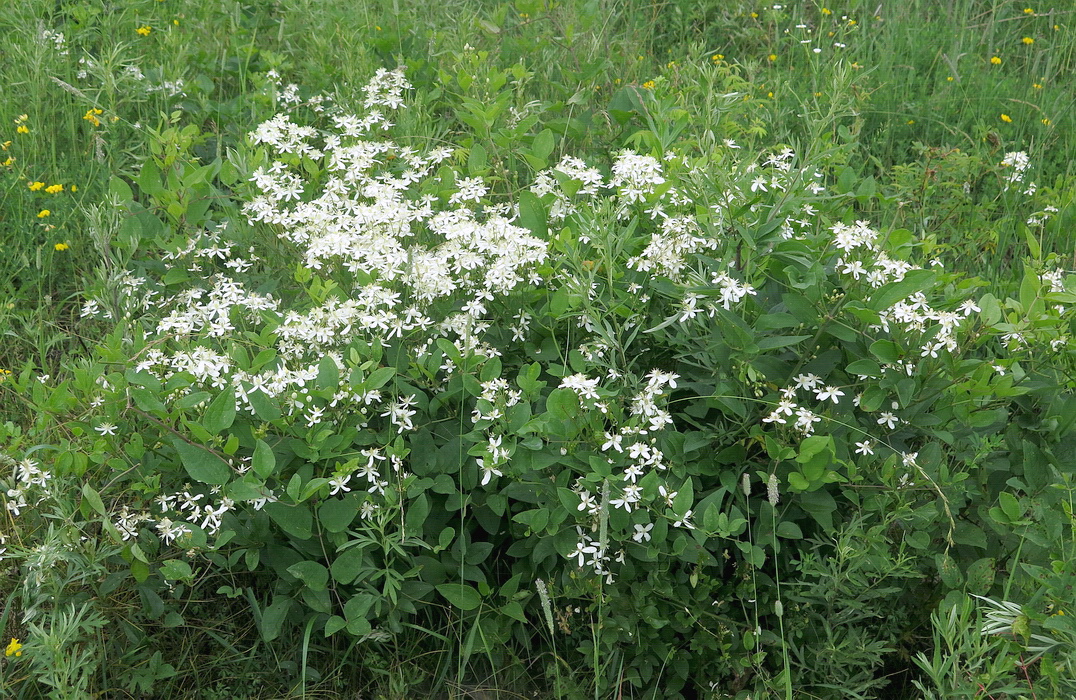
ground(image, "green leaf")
xmin=405 ymin=493 xmax=430 ymax=533
xmin=1019 ymin=266 xmax=1039 ymax=312
xmin=252 ymin=439 xmax=276 ymax=479
xmin=324 ymin=616 xmax=347 ymax=637
xmin=265 ymin=502 xmax=312 ymax=539
xmin=531 ymin=128 xmax=554 ymax=162
xmin=331 ymin=547 xmax=366 ymax=584
xmin=82 ymin=484 xmax=106 ymax=516
xmin=517 ymin=190 xmax=547 ymax=237
xmin=436 ymin=583 xmax=482 ymax=611
xmin=364 ymin=366 xmax=396 ymax=391
xmin=798 ymin=489 xmax=836 ymax=531
xmin=500 ymin=600 xmax=528 ymax=624
xmin=467 ymin=143 xmax=487 ymax=174
xmin=260 ymin=596 xmax=291 ymax=642
xmin=846 ymin=359 xmax=882 ymax=377
xmin=131 ymin=387 xmax=168 ymax=414
xmin=836 ymin=165 xmax=857 ymax=194
xmin=775 ymin=521 xmax=803 ymax=539
xmin=757 ymin=335 xmax=812 ymax=350
xmin=978 ymin=293 xmax=1001 ymax=325
xmin=787 ymin=472 xmax=810 ymax=491
xmin=869 ymin=339 xmax=901 ymax=364
xmin=998 ymin=492 xmax=1022 ymax=522
xmin=316 ymin=356 xmax=340 ymax=391
xmin=344 ymin=594 xmax=376 ymax=635
xmin=172 ymin=438 xmax=232 ymax=485
xmin=868 ymin=269 xmax=936 ymax=312
xmin=175 ymin=391 xmax=211 ymax=410
xmin=319 ymin=493 xmax=360 ymax=533
xmin=287 ymin=561 xmax=329 ymax=591
xmin=249 ymin=390 xmax=282 ymax=421
xmin=545 ymin=388 xmax=577 ymax=420
xmin=203 ymin=388 xmax=236 ymax=433
xmin=159 ymin=559 xmax=193 ymax=582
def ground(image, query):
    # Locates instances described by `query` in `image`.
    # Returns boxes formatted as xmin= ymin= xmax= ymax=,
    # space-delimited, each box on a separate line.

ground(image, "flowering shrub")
xmin=5 ymin=66 xmax=1076 ymax=697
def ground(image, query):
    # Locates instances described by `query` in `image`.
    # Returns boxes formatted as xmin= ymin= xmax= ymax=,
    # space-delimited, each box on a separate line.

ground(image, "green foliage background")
xmin=1 ymin=1 xmax=1075 ymax=698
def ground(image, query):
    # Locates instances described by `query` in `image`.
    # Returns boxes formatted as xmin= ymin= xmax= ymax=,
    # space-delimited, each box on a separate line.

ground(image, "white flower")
xmin=877 ymin=411 xmax=899 ymax=430
xmin=815 ymin=385 xmax=845 ymax=403
xmin=567 ymin=540 xmax=598 ymax=567
xmin=854 ymin=440 xmax=875 ymax=456
xmin=328 ymin=473 xmax=352 ymax=496
xmin=673 ymin=509 xmax=695 ymax=529
xmin=478 ymin=458 xmax=503 ymax=486
xmin=601 ymin=431 xmax=623 ymax=453
xmin=632 ymin=523 xmax=654 ymax=543
xmin=792 ymin=373 xmax=821 ymax=391
xmin=95 ymin=423 xmax=118 ymax=436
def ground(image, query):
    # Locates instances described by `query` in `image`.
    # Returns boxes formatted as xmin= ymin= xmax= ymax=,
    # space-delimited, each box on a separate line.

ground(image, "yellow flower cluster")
xmin=990 ymin=56 xmax=1002 ymax=65
xmin=5 ymin=638 xmax=21 ymax=657
xmin=28 ymin=181 xmax=68 ymax=193
xmin=83 ymin=108 xmax=104 ymax=127
xmin=136 ymin=25 xmax=152 ymax=36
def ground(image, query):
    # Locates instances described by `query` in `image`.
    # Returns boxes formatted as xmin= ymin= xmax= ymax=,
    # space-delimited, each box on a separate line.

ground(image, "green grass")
xmin=1 ymin=0 xmax=1074 ymax=697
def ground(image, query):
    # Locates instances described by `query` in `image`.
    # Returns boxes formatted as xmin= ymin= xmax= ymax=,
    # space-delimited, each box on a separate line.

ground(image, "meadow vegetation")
xmin=1 ymin=0 xmax=1075 ymax=698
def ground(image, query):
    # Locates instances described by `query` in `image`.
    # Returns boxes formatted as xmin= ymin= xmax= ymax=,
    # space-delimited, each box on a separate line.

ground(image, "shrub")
xmin=3 ymin=64 xmax=1076 ymax=698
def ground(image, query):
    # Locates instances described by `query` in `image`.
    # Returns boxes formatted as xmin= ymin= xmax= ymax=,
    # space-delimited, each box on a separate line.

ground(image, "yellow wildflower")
xmin=16 ymin=125 xmax=29 ymax=134
xmin=767 ymin=53 xmax=777 ymax=61
xmin=1 ymin=158 xmax=13 ymax=167
xmin=1024 ymin=8 xmax=1034 ymax=14
xmin=70 ymin=184 xmax=77 ymax=193
xmin=1033 ymin=82 xmax=1043 ymax=89
xmin=642 ymin=80 xmax=655 ymax=89
xmin=1022 ymin=37 xmax=1034 ymax=45
xmin=45 ymin=184 xmax=63 ymax=194
xmin=813 ymin=91 xmax=822 ymax=97
xmin=712 ymin=54 xmax=724 ymax=62
xmin=5 ymin=638 xmax=21 ymax=657
xmin=1 ymin=140 xmax=10 ymax=150
xmin=666 ymin=61 xmax=677 ymax=69
xmin=54 ymin=242 xmax=69 ymax=251
xmin=37 ymin=209 xmax=51 ymax=218
xmin=821 ymin=7 xmax=832 ymax=15
xmin=1042 ymin=118 xmax=1051 ymax=125
xmin=136 ymin=25 xmax=152 ymax=36
xmin=83 ymin=109 xmax=103 ymax=127
xmin=947 ymin=76 xmax=954 ymax=81
xmin=767 ymin=91 xmax=774 ymax=98
xmin=28 ymin=181 xmax=45 ymax=191
xmin=750 ymin=12 xmax=758 ymax=18
xmin=1000 ymin=113 xmax=1013 ymax=123
xmin=991 ymin=56 xmax=1002 ymax=65
xmin=907 ymin=120 xmax=915 ymax=124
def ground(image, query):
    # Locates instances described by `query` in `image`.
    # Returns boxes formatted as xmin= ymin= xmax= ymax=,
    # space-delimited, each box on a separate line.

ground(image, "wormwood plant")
xmin=3 ymin=65 xmax=1076 ymax=698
